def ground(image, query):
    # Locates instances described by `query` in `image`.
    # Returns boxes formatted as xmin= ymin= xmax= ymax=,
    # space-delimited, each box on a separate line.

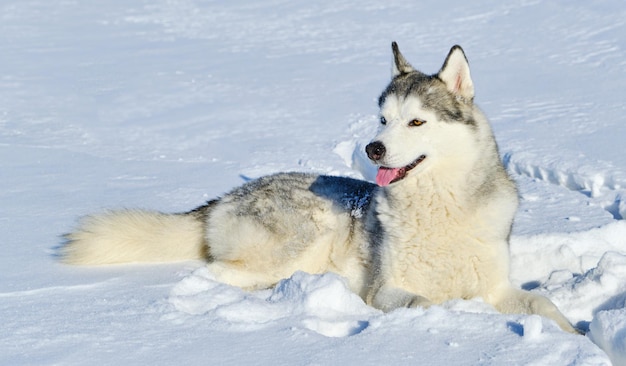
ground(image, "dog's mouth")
xmin=375 ymin=155 xmax=427 ymax=187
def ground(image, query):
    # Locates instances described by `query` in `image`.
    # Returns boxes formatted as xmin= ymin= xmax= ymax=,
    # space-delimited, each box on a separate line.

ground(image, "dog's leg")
xmin=494 ymin=288 xmax=579 ymax=334
xmin=368 ymin=285 xmax=432 ymax=312
xmin=206 ymin=261 xmax=278 ymax=291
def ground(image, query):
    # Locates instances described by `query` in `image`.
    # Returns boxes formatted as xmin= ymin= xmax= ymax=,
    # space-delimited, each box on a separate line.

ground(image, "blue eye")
xmin=380 ymin=116 xmax=387 ymax=125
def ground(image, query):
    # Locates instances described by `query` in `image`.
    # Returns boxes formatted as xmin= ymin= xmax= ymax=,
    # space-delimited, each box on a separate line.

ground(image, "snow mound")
xmin=538 ymin=251 xmax=626 ymax=329
xmin=168 ymin=268 xmax=376 ymax=337
xmin=270 ymin=271 xmax=375 ymax=337
xmin=164 ymin=267 xmax=610 ymax=364
xmin=522 ymin=314 xmax=544 ymax=341
xmin=509 ymin=222 xmax=626 ymax=326
xmin=510 ymin=221 xmax=626 ymax=282
xmin=589 ymin=308 xmax=626 ymax=366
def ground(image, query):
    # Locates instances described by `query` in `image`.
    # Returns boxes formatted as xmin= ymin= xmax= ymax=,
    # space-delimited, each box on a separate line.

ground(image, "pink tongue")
xmin=376 ymin=167 xmax=402 ymax=187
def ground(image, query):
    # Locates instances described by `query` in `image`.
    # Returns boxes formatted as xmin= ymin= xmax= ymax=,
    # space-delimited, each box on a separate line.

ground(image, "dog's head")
xmin=366 ymin=43 xmax=480 ymax=187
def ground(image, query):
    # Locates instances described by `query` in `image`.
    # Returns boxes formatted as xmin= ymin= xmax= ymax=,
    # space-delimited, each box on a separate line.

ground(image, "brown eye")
xmin=409 ymin=119 xmax=426 ymax=127
xmin=380 ymin=116 xmax=387 ymax=125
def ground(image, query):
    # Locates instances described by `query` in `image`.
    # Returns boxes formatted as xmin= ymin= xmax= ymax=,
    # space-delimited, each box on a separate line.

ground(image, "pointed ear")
xmin=391 ymin=42 xmax=415 ymax=77
xmin=438 ymin=45 xmax=474 ymax=100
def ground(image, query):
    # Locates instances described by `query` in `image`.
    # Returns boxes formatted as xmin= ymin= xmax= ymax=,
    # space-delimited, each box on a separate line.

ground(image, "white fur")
xmin=62 ymin=210 xmax=206 ymax=265
xmin=203 ymin=179 xmax=369 ymax=292
xmin=376 ymin=95 xmax=479 ymax=173
xmin=438 ymin=46 xmax=474 ymax=99
xmin=366 ymin=96 xmax=514 ymax=306
xmin=62 ymin=44 xmax=578 ymax=334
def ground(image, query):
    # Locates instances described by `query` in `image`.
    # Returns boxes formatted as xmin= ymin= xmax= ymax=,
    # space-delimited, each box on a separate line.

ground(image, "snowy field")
xmin=1 ymin=1 xmax=625 ymax=364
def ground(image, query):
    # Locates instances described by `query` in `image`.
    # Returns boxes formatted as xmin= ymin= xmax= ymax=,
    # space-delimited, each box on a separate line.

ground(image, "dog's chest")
xmin=375 ymin=185 xmax=500 ymax=300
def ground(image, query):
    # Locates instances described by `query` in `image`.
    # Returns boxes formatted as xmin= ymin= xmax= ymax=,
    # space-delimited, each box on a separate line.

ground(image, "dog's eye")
xmin=408 ymin=119 xmax=426 ymax=127
xmin=380 ymin=116 xmax=387 ymax=125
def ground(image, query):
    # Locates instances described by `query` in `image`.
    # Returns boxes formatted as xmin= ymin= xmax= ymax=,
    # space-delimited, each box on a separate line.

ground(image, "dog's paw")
xmin=407 ymin=295 xmax=433 ymax=309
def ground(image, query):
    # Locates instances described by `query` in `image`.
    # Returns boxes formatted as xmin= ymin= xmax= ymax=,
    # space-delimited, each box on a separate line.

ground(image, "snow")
xmin=1 ymin=0 xmax=625 ymax=364
xmin=590 ymin=308 xmax=626 ymax=366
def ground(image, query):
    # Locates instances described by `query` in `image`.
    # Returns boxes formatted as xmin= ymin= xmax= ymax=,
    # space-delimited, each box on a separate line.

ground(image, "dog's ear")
xmin=391 ymin=42 xmax=415 ymax=77
xmin=438 ymin=45 xmax=474 ymax=101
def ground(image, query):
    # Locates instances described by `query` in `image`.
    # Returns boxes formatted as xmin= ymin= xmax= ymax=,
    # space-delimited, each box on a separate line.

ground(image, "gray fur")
xmin=380 ymin=44 xmax=476 ymax=125
xmin=62 ymin=43 xmax=578 ymax=334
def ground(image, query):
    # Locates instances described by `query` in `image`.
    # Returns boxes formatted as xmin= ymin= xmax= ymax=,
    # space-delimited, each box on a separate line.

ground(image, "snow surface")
xmin=1 ymin=0 xmax=625 ymax=364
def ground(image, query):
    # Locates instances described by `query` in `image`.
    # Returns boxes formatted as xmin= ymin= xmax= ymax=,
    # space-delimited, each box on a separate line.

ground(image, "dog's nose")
xmin=366 ymin=141 xmax=386 ymax=161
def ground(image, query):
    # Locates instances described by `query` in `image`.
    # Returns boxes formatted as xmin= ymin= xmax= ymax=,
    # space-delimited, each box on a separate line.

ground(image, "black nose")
xmin=366 ymin=141 xmax=386 ymax=161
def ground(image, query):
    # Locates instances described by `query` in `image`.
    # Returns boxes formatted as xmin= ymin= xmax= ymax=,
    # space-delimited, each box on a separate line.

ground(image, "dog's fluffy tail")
xmin=61 ymin=208 xmax=210 ymax=265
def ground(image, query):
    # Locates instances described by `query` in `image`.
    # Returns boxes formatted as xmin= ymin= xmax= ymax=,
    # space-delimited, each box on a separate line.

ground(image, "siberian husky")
xmin=63 ymin=43 xmax=577 ymax=333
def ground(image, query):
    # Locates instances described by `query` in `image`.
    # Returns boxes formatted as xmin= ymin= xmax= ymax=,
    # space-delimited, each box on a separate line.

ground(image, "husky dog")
xmin=63 ymin=43 xmax=577 ymax=333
